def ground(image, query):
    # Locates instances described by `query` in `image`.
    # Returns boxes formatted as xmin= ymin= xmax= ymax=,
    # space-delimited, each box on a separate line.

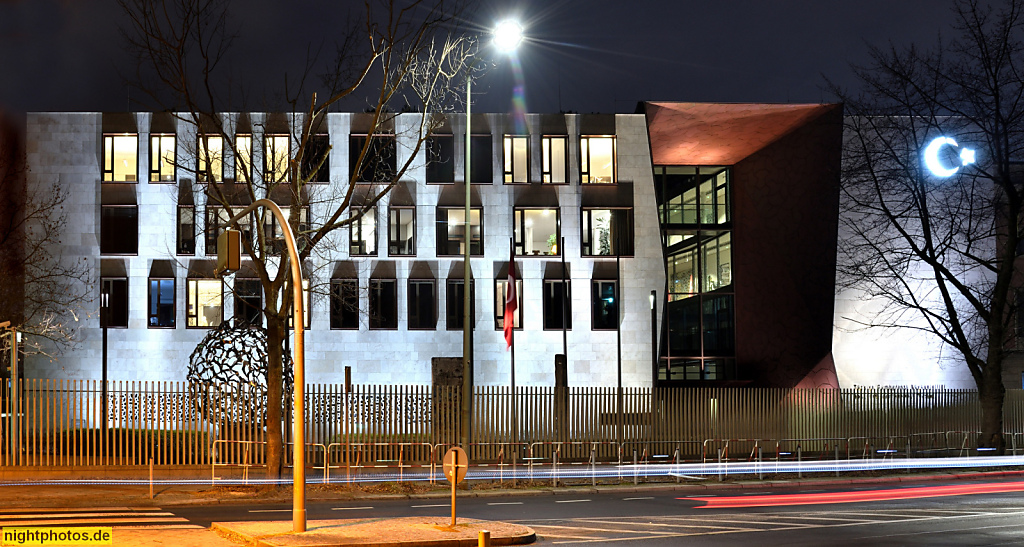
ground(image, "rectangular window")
xmin=148 ymin=278 xmax=175 ymax=328
xmin=301 ymin=134 xmax=330 ymax=183
xmin=426 ymin=135 xmax=454 ymax=183
xmin=205 ymin=207 xmax=229 ymax=257
xmin=177 ymin=205 xmax=196 ymax=255
xmin=657 ymin=167 xmax=730 ymax=226
xmin=235 ymin=135 xmax=253 ymax=182
xmin=543 ymin=279 xmax=571 ymax=330
xmin=330 ymin=279 xmax=359 ymax=330
xmin=103 ymin=134 xmax=138 ymax=182
xmin=264 ymin=134 xmax=290 ymax=182
xmin=388 ymin=207 xmax=415 ymax=256
xmin=234 ymin=278 xmax=262 ymax=326
xmin=369 ymin=279 xmax=398 ymax=329
xmin=436 ymin=207 xmax=482 ymax=256
xmin=591 ymin=280 xmax=617 ymax=330
xmin=580 ymin=136 xmax=616 ymax=184
xmin=100 ymin=205 xmax=139 ymax=255
xmin=471 ymin=135 xmax=492 ymax=183
xmin=493 ymin=279 xmax=522 ymax=330
xmin=514 ymin=208 xmax=560 ymax=256
xmin=350 ymin=206 xmax=377 ymax=256
xmin=581 ymin=208 xmax=634 ymax=256
xmin=350 ymin=134 xmax=397 ymax=183
xmin=503 ymin=135 xmax=529 ymax=183
xmin=702 ymin=232 xmax=732 ymax=291
xmin=197 ymin=135 xmax=224 ymax=182
xmin=264 ymin=206 xmax=310 ymax=254
xmin=408 ymin=280 xmax=436 ymax=330
xmin=542 ymin=135 xmax=568 ymax=183
xmin=100 ymin=277 xmax=129 ymax=328
xmin=149 ymin=134 xmax=176 ymax=182
xmin=187 ymin=278 xmax=222 ymax=328
xmin=447 ymin=279 xmax=476 ymax=330
xmin=282 ymin=279 xmax=311 ymax=329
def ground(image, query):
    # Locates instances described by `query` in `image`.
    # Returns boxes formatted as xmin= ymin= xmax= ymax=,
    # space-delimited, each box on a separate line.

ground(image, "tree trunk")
xmin=978 ymin=358 xmax=1006 ymax=454
xmin=265 ymin=316 xmax=286 ymax=482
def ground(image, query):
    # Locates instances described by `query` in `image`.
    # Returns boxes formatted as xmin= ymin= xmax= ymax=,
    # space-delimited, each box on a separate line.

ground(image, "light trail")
xmin=683 ymin=481 xmax=1024 ymax=508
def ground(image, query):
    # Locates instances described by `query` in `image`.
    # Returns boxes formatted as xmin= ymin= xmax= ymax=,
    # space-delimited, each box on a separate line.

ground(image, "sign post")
xmin=443 ymin=446 xmax=468 ymax=527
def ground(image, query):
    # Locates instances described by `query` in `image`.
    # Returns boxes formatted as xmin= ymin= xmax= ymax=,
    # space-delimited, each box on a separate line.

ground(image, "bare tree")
xmin=119 ymin=0 xmax=475 ymax=479
xmin=0 ymin=114 xmax=91 ymax=364
xmin=833 ymin=0 xmax=1024 ymax=451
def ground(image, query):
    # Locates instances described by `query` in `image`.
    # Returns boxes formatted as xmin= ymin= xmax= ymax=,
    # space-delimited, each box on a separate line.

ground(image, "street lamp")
xmin=460 ymin=20 xmax=524 ymax=448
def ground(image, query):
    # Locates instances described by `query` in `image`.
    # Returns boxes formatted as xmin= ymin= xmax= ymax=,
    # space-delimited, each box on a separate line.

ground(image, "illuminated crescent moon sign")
xmin=923 ymin=136 xmax=976 ymax=178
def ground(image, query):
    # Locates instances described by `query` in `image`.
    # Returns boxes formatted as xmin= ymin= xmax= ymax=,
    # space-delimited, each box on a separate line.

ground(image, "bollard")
xmin=717 ymin=448 xmax=723 ymax=482
xmin=149 ymin=458 xmax=154 ymax=500
xmin=674 ymin=448 xmax=681 ymax=484
xmin=757 ymin=447 xmax=763 ymax=481
xmin=478 ymin=530 xmax=491 ymax=547
xmin=835 ymin=444 xmax=839 ymax=477
xmin=633 ymin=450 xmax=638 ymax=485
xmin=552 ymin=451 xmax=558 ymax=488
xmin=797 ymin=445 xmax=802 ymax=479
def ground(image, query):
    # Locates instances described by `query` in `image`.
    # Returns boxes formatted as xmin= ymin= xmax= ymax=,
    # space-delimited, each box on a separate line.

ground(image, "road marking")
xmin=411 ymin=504 xmax=449 ymax=508
xmin=555 ymin=499 xmax=591 ymax=503
xmin=248 ymin=509 xmax=291 ymax=513
xmin=0 ymin=512 xmax=178 ymax=520
xmin=0 ymin=507 xmax=134 ymax=513
xmin=487 ymin=502 xmax=523 ymax=506
xmin=3 ymin=517 xmax=189 ymax=526
xmin=623 ymin=497 xmax=654 ymax=501
xmin=115 ymin=524 xmax=204 ymax=530
xmin=332 ymin=506 xmax=374 ymax=511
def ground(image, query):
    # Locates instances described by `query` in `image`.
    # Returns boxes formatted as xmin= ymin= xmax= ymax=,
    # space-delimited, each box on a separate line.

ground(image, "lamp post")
xmin=460 ymin=20 xmax=523 ymax=449
xmin=219 ymin=199 xmax=306 ymax=533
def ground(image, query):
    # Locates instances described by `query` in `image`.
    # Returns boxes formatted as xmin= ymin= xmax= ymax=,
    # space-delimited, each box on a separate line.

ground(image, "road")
xmin=3 ymin=479 xmax=1024 ymax=545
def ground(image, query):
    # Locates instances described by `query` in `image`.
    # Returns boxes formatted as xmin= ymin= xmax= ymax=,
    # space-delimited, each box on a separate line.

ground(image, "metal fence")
xmin=2 ymin=380 xmax=1021 ymax=469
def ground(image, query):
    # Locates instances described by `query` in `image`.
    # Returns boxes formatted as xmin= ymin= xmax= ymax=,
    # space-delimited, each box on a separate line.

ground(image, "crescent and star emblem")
xmin=923 ymin=136 xmax=976 ymax=178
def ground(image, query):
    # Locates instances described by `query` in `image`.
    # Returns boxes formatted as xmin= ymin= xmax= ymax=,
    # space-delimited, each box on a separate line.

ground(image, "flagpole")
xmin=508 ymin=237 xmax=518 ymax=475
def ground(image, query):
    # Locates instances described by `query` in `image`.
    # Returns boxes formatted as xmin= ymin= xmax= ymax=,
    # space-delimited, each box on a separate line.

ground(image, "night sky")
xmin=1 ymin=0 xmax=961 ymax=115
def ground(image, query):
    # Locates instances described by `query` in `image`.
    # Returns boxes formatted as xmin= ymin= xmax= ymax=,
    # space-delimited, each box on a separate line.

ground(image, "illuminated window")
xmin=426 ymin=135 xmax=454 ymax=183
xmin=503 ymin=135 xmax=529 ymax=183
xmin=149 ymin=134 xmax=176 ymax=182
xmin=100 ymin=277 xmax=129 ymax=328
xmin=581 ymin=208 xmax=634 ymax=256
xmin=177 ymin=205 xmax=195 ymax=255
xmin=234 ymin=278 xmax=262 ymax=326
xmin=408 ymin=280 xmax=436 ymax=330
xmin=330 ymin=279 xmax=359 ymax=330
xmin=543 ymin=279 xmax=571 ymax=330
xmin=350 ymin=206 xmax=377 ymax=256
xmin=206 ymin=206 xmax=253 ymax=257
xmin=514 ymin=208 xmax=560 ymax=256
xmin=264 ymin=135 xmax=290 ymax=182
xmin=493 ymin=279 xmax=521 ymax=330
xmin=436 ymin=207 xmax=482 ymax=256
xmin=447 ymin=279 xmax=476 ymax=330
xmin=658 ymin=167 xmax=730 ymax=226
xmin=187 ymin=278 xmax=222 ymax=328
xmin=235 ymin=135 xmax=253 ymax=182
xmin=100 ymin=205 xmax=138 ymax=255
xmin=580 ymin=136 xmax=616 ymax=184
xmin=148 ymin=278 xmax=175 ymax=328
xmin=369 ymin=279 xmax=398 ymax=329
xmin=591 ymin=280 xmax=617 ymax=330
xmin=542 ymin=135 xmax=567 ymax=183
xmin=388 ymin=207 xmax=415 ymax=256
xmin=103 ymin=134 xmax=139 ymax=182
xmin=350 ymin=134 xmax=397 ymax=183
xmin=197 ymin=135 xmax=223 ymax=182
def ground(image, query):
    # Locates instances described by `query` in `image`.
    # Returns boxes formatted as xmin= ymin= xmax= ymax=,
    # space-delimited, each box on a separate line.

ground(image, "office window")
xmin=580 ymin=136 xmax=616 ymax=184
xmin=235 ymin=135 xmax=253 ymax=182
xmin=205 ymin=207 xmax=229 ymax=257
xmin=100 ymin=277 xmax=129 ymax=328
xmin=103 ymin=134 xmax=138 ymax=182
xmin=369 ymin=279 xmax=398 ymax=329
xmin=282 ymin=279 xmax=311 ymax=329
xmin=581 ymin=208 xmax=634 ymax=256
xmin=177 ymin=205 xmax=195 ymax=255
xmin=388 ymin=207 xmax=415 ymax=256
xmin=350 ymin=206 xmax=377 ymax=256
xmin=350 ymin=134 xmax=397 ymax=183
xmin=493 ymin=279 xmax=522 ymax=330
xmin=264 ymin=134 xmax=290 ymax=182
xmin=330 ymin=279 xmax=359 ymax=330
xmin=514 ymin=208 xmax=560 ymax=256
xmin=471 ymin=135 xmax=493 ymax=183
xmin=187 ymin=278 xmax=222 ymax=328
xmin=447 ymin=279 xmax=476 ymax=330
xmin=197 ymin=135 xmax=223 ymax=182
xmin=408 ymin=280 xmax=436 ymax=330
xmin=426 ymin=135 xmax=454 ymax=183
xmin=436 ymin=207 xmax=482 ymax=256
xmin=503 ymin=135 xmax=529 ymax=183
xmin=542 ymin=135 xmax=568 ymax=183
xmin=100 ymin=205 xmax=138 ymax=255
xmin=657 ymin=167 xmax=730 ymax=226
xmin=591 ymin=280 xmax=617 ymax=330
xmin=148 ymin=278 xmax=175 ymax=328
xmin=150 ymin=134 xmax=176 ymax=182
xmin=264 ymin=206 xmax=310 ymax=254
xmin=234 ymin=278 xmax=262 ymax=326
xmin=543 ymin=279 xmax=571 ymax=330
xmin=301 ymin=134 xmax=330 ymax=183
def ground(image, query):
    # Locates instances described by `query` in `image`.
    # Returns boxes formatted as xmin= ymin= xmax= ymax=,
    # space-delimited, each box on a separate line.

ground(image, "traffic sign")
xmin=443 ymin=446 xmax=468 ymax=484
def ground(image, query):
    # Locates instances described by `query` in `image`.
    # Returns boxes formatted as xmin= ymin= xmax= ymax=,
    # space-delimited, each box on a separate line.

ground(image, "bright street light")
xmin=493 ymin=20 xmax=523 ymax=53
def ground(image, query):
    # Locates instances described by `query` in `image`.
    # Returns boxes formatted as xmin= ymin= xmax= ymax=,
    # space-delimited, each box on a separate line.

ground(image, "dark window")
xmin=447 ymin=280 xmax=476 ymax=330
xmin=177 ymin=205 xmax=195 ymax=255
xmin=408 ymin=280 xmax=436 ymax=330
xmin=150 ymin=134 xmax=176 ymax=182
xmin=436 ymin=207 xmax=483 ymax=256
xmin=471 ymin=135 xmax=492 ymax=183
xmin=591 ymin=280 xmax=617 ymax=330
xmin=388 ymin=207 xmax=415 ymax=256
xmin=234 ymin=278 xmax=262 ymax=326
xmin=100 ymin=205 xmax=138 ymax=255
xmin=503 ymin=135 xmax=529 ymax=183
xmin=514 ymin=208 xmax=560 ymax=256
xmin=543 ymin=279 xmax=571 ymax=330
xmin=703 ymin=294 xmax=735 ymax=356
xmin=369 ymin=279 xmax=398 ymax=329
xmin=350 ymin=206 xmax=377 ymax=256
xmin=264 ymin=206 xmax=310 ymax=254
xmin=542 ymin=135 xmax=568 ymax=183
xmin=148 ymin=278 xmax=175 ymax=328
xmin=283 ymin=279 xmax=311 ymax=329
xmin=350 ymin=135 xmax=397 ymax=183
xmin=205 ymin=207 xmax=226 ymax=257
xmin=301 ymin=134 xmax=330 ymax=183
xmin=330 ymin=279 xmax=359 ymax=330
xmin=100 ymin=277 xmax=129 ymax=328
xmin=426 ymin=135 xmax=454 ymax=183
xmin=197 ymin=135 xmax=223 ymax=182
xmin=103 ymin=134 xmax=138 ymax=182
xmin=581 ymin=209 xmax=634 ymax=256
xmin=493 ymin=279 xmax=522 ymax=330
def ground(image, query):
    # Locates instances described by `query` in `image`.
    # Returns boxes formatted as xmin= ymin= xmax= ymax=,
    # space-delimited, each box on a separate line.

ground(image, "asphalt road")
xmin=158 ymin=479 xmax=1024 ymax=545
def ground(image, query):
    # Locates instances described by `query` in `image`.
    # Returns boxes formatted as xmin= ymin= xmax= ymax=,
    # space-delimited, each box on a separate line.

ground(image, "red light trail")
xmin=683 ymin=481 xmax=1024 ymax=508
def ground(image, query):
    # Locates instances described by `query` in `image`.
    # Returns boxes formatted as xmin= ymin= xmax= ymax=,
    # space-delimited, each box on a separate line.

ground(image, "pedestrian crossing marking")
xmin=0 ymin=508 xmax=191 ymax=530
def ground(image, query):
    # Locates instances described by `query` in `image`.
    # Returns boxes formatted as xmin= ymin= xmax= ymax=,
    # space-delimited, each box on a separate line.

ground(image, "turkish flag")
xmin=504 ymin=264 xmax=517 ymax=350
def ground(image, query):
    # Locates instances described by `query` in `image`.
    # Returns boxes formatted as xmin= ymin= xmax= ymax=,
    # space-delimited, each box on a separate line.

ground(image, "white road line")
xmin=623 ymin=497 xmax=654 ymax=501
xmin=114 ymin=524 xmax=204 ymax=530
xmin=0 ymin=507 xmax=135 ymax=514
xmin=487 ymin=502 xmax=524 ymax=506
xmin=332 ymin=506 xmax=374 ymax=511
xmin=531 ymin=523 xmax=676 ymax=535
xmin=4 ymin=517 xmax=189 ymax=526
xmin=248 ymin=509 xmax=292 ymax=513
xmin=555 ymin=499 xmax=591 ymax=503
xmin=0 ymin=512 xmax=176 ymax=520
xmin=411 ymin=504 xmax=449 ymax=508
